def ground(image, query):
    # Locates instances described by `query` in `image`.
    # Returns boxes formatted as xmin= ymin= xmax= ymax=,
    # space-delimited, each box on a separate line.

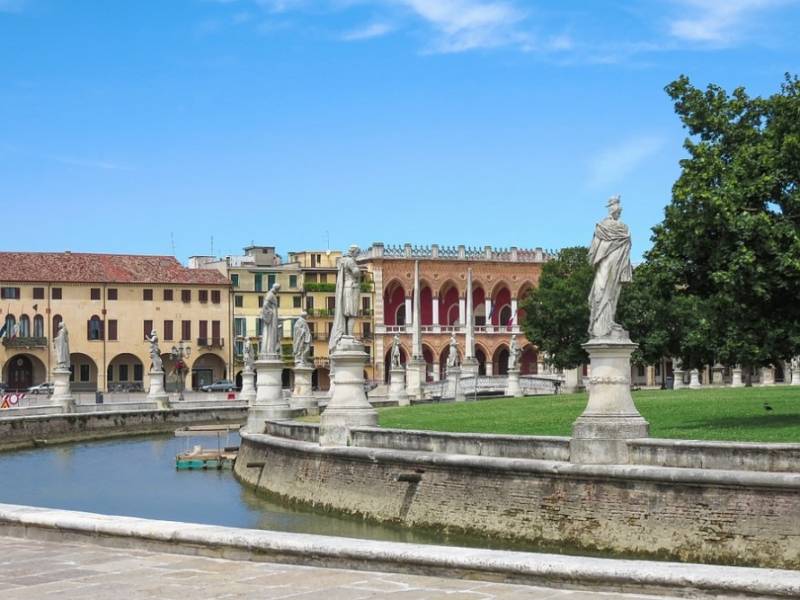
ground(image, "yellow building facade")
xmin=0 ymin=252 xmax=232 ymax=393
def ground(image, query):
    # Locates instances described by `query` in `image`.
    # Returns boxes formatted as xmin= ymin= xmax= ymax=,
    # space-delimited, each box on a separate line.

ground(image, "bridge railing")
xmin=420 ymin=373 xmax=563 ymax=399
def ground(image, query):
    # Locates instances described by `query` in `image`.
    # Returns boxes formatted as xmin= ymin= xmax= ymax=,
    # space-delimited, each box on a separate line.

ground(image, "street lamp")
xmin=171 ymin=342 xmax=191 ymax=401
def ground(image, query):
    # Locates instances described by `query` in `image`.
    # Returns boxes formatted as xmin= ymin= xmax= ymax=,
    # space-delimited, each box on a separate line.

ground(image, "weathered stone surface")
xmin=246 ymin=357 xmax=293 ymax=433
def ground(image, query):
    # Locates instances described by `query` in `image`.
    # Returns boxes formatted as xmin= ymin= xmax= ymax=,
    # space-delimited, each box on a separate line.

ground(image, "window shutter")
xmin=87 ymin=319 xmax=92 ymax=340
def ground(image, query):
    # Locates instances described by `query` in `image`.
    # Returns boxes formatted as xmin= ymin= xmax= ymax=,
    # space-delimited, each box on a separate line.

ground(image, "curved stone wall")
xmin=235 ymin=431 xmax=800 ymax=569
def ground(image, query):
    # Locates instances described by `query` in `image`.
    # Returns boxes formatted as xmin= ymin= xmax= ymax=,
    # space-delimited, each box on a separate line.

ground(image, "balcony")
xmin=2 ymin=336 xmax=47 ymax=349
xmin=196 ymin=337 xmax=225 ymax=348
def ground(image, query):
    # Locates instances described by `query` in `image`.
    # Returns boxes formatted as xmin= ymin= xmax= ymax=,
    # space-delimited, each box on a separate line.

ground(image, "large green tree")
xmin=520 ymin=246 xmax=592 ymax=370
xmin=646 ymin=74 xmax=800 ymax=368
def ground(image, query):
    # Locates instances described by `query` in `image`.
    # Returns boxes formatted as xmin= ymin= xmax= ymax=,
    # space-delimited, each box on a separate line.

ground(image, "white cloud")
xmin=587 ymin=135 xmax=665 ymax=189
xmin=341 ymin=21 xmax=394 ymax=40
xmin=0 ymin=0 xmax=26 ymax=13
xmin=51 ymin=156 xmax=134 ymax=171
xmin=668 ymin=0 xmax=786 ymax=44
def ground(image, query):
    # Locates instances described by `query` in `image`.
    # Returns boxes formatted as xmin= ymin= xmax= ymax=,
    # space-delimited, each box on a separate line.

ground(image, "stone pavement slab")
xmin=0 ymin=536 xmax=685 ymax=600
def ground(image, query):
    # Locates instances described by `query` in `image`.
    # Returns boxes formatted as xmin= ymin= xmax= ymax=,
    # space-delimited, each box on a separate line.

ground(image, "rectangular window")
xmin=108 ymin=319 xmax=118 ymax=341
xmin=310 ymin=254 xmax=317 ymax=268
xmin=276 ymin=295 xmax=280 ymax=307
xmin=306 ymin=296 xmax=314 ymax=311
xmin=199 ymin=289 xmax=208 ymax=303
xmin=144 ymin=319 xmax=153 ymax=340
xmin=362 ymin=322 xmax=371 ymax=338
xmin=164 ymin=320 xmax=174 ymax=341
xmin=199 ymin=320 xmax=208 ymax=342
xmin=1 ymin=287 xmax=20 ymax=299
xmin=107 ymin=288 xmax=118 ymax=300
xmin=88 ymin=318 xmax=104 ymax=340
xmin=181 ymin=320 xmax=191 ymax=341
xmin=143 ymin=288 xmax=153 ymax=301
xmin=362 ymin=297 xmax=371 ymax=311
xmin=254 ymin=273 xmax=263 ymax=292
xmin=211 ymin=290 xmax=221 ymax=304
xmin=235 ymin=295 xmax=243 ymax=308
xmin=637 ymin=365 xmax=645 ymax=377
xmin=234 ymin=318 xmax=246 ymax=337
xmin=231 ymin=274 xmax=239 ymax=287
xmin=326 ymin=296 xmax=335 ymax=311
xmin=107 ymin=365 xmax=114 ymax=382
xmin=306 ymin=273 xmax=317 ymax=283
xmin=119 ymin=364 xmax=129 ymax=382
xmin=289 ymin=275 xmax=297 ymax=288
xmin=90 ymin=288 xmax=101 ymax=300
xmin=69 ymin=364 xmax=75 ymax=382
xmin=52 ymin=287 xmax=62 ymax=300
xmin=327 ymin=322 xmax=333 ymax=337
xmin=80 ymin=364 xmax=90 ymax=382
xmin=258 ymin=296 xmax=264 ymax=308
xmin=163 ymin=289 xmax=173 ymax=301
xmin=267 ymin=274 xmax=276 ymax=289
xmin=33 ymin=287 xmax=44 ymax=300
xmin=181 ymin=289 xmax=191 ymax=303
xmin=319 ymin=274 xmax=327 ymax=284
xmin=293 ymin=296 xmax=301 ymax=308
xmin=256 ymin=318 xmax=263 ymax=337
xmin=212 ymin=320 xmax=220 ymax=341
xmin=133 ymin=364 xmax=143 ymax=382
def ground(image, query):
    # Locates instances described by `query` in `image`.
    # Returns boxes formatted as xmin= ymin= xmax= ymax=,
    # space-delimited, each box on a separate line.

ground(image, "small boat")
xmin=174 ymin=425 xmax=239 ymax=470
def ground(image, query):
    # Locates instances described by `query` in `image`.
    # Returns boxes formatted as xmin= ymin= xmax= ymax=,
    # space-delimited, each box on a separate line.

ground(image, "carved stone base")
xmin=319 ymin=336 xmax=378 ymax=446
xmin=673 ymin=369 xmax=685 ymax=390
xmin=388 ymin=367 xmax=409 ymax=406
xmin=405 ymin=358 xmax=426 ymax=400
xmin=731 ymin=367 xmax=744 ymax=388
xmin=291 ymin=365 xmax=318 ymax=415
xmin=240 ymin=370 xmax=256 ymax=405
xmin=51 ymin=368 xmax=76 ymax=413
xmin=460 ymin=357 xmax=479 ymax=378
xmin=505 ymin=368 xmax=522 ymax=397
xmin=245 ymin=357 xmax=293 ymax=433
xmin=689 ymin=368 xmax=702 ymax=389
xmin=711 ymin=365 xmax=724 ymax=386
xmin=792 ymin=367 xmax=800 ymax=386
xmin=447 ymin=367 xmax=465 ymax=402
xmin=570 ymin=339 xmax=649 ymax=465
xmin=147 ymin=370 xmax=171 ymax=409
xmin=760 ymin=366 xmax=775 ymax=387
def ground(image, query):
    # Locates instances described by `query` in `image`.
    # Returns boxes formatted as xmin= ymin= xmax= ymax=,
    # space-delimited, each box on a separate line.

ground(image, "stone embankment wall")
xmin=236 ymin=429 xmax=800 ymax=569
xmin=0 ymin=407 xmax=247 ymax=451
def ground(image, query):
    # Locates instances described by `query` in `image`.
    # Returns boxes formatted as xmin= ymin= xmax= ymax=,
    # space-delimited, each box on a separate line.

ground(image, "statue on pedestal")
xmin=242 ymin=339 xmax=254 ymax=373
xmin=390 ymin=334 xmax=402 ymax=368
xmin=329 ymin=245 xmax=362 ymax=352
xmin=259 ymin=283 xmax=281 ymax=357
xmin=508 ymin=334 xmax=520 ymax=371
xmin=146 ymin=329 xmax=163 ymax=371
xmin=53 ymin=322 xmax=70 ymax=370
xmin=293 ymin=311 xmax=312 ymax=367
xmin=446 ymin=333 xmax=460 ymax=368
xmin=588 ymin=195 xmax=633 ymax=340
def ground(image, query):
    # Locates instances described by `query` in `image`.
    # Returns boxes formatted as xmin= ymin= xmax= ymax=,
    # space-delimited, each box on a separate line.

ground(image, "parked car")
xmin=200 ymin=380 xmax=236 ymax=392
xmin=27 ymin=382 xmax=54 ymax=395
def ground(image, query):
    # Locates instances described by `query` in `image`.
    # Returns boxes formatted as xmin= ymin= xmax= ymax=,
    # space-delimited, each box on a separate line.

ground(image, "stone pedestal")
xmin=731 ymin=367 xmax=744 ymax=388
xmin=290 ymin=365 xmax=318 ymax=415
xmin=147 ymin=370 xmax=170 ymax=409
xmin=689 ymin=369 xmax=702 ymax=389
xmin=505 ymin=368 xmax=522 ymax=397
xmin=711 ymin=365 xmax=724 ymax=386
xmin=240 ymin=370 xmax=256 ymax=405
xmin=405 ymin=358 xmax=426 ymax=400
xmin=388 ymin=367 xmax=409 ymax=406
xmin=319 ymin=336 xmax=378 ymax=446
xmin=51 ymin=368 xmax=76 ymax=413
xmin=245 ymin=356 xmax=293 ymax=433
xmin=461 ymin=357 xmax=479 ymax=378
xmin=570 ymin=339 xmax=649 ymax=465
xmin=673 ymin=369 xmax=685 ymax=390
xmin=760 ymin=366 xmax=775 ymax=387
xmin=792 ymin=363 xmax=800 ymax=386
xmin=447 ymin=367 xmax=465 ymax=402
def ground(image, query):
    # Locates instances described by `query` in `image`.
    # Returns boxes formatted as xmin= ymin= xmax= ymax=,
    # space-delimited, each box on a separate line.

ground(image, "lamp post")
xmin=171 ymin=342 xmax=191 ymax=401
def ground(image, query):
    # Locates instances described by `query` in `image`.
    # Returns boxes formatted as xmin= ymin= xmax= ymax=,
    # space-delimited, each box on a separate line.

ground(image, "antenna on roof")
xmin=211 ymin=235 xmax=214 ymax=257
xmin=170 ymin=232 xmax=176 ymax=257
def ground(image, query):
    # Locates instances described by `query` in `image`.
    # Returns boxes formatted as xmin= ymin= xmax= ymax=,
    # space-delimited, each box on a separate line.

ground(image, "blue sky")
xmin=1 ymin=0 xmax=799 ymax=262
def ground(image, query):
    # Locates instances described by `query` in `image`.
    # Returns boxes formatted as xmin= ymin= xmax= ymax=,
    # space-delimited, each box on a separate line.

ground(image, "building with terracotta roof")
xmin=0 ymin=252 xmax=232 ymax=393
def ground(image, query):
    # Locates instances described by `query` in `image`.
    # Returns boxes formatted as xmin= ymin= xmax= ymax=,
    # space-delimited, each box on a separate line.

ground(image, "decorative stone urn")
xmin=570 ymin=339 xmax=649 ymax=465
xmin=147 ymin=370 xmax=170 ymax=409
xmin=319 ymin=336 xmax=378 ymax=446
xmin=245 ymin=357 xmax=293 ymax=433
xmin=51 ymin=367 xmax=76 ymax=413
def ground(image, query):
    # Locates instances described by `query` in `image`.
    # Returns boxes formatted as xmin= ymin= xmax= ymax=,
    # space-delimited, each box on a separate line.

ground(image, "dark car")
xmin=200 ymin=380 xmax=236 ymax=392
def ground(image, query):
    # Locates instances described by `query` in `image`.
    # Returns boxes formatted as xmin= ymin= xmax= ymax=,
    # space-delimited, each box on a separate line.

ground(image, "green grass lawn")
xmin=376 ymin=386 xmax=800 ymax=443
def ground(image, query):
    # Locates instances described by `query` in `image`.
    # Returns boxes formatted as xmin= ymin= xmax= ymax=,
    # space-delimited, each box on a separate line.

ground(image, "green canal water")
xmin=0 ymin=434 xmax=512 ymax=549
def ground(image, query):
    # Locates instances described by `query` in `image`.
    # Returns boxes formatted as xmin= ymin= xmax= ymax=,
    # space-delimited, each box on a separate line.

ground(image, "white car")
xmin=28 ymin=382 xmax=54 ymax=395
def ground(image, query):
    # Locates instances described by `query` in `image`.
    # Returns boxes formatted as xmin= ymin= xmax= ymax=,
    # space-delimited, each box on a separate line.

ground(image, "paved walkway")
xmin=0 ymin=536 xmax=695 ymax=600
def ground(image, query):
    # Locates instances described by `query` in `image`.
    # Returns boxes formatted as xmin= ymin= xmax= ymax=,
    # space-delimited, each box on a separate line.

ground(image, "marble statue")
xmin=242 ymin=339 xmax=254 ymax=373
xmin=260 ymin=283 xmax=281 ymax=357
xmin=390 ymin=334 xmax=402 ymax=369
xmin=508 ymin=334 xmax=520 ymax=371
xmin=329 ymin=245 xmax=362 ymax=352
xmin=53 ymin=322 xmax=70 ymax=370
xmin=588 ymin=195 xmax=633 ymax=339
xmin=446 ymin=334 xmax=460 ymax=368
xmin=146 ymin=330 xmax=163 ymax=372
xmin=293 ymin=311 xmax=312 ymax=367
xmin=792 ymin=356 xmax=800 ymax=372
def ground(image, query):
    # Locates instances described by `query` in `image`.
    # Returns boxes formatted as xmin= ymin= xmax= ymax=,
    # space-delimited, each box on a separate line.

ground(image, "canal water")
xmin=0 ymin=434 xmax=509 ymax=549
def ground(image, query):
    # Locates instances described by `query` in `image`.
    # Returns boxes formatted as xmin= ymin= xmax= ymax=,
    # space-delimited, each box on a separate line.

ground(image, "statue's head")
xmin=348 ymin=245 xmax=360 ymax=257
xmin=150 ymin=329 xmax=157 ymax=337
xmin=394 ymin=334 xmax=400 ymax=343
xmin=607 ymin=194 xmax=622 ymax=219
xmin=300 ymin=310 xmax=308 ymax=318
xmin=272 ymin=283 xmax=281 ymax=292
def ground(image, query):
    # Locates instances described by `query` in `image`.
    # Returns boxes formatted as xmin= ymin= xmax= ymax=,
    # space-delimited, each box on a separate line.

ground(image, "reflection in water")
xmin=0 ymin=434 xmax=512 ymax=549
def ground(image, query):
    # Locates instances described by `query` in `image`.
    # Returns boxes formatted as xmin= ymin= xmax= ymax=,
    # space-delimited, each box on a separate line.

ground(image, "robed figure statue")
xmin=329 ymin=245 xmax=362 ymax=352
xmin=146 ymin=330 xmax=163 ymax=371
xmin=260 ymin=283 xmax=281 ymax=357
xmin=293 ymin=311 xmax=312 ymax=367
xmin=446 ymin=333 xmax=460 ymax=368
xmin=390 ymin=334 xmax=402 ymax=369
xmin=242 ymin=339 xmax=254 ymax=373
xmin=54 ymin=322 xmax=70 ymax=370
xmin=588 ymin=195 xmax=633 ymax=339
xmin=508 ymin=334 xmax=520 ymax=371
